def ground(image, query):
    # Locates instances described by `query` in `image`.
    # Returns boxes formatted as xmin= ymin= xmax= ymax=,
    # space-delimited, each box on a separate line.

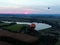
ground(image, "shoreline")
xmin=2 ymin=21 xmax=51 ymax=31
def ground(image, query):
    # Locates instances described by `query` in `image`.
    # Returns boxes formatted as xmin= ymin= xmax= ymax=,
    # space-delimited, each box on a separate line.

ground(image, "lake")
xmin=2 ymin=21 xmax=51 ymax=31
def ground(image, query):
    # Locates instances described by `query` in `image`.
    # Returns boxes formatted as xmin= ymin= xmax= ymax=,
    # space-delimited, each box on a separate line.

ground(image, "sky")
xmin=0 ymin=0 xmax=60 ymax=14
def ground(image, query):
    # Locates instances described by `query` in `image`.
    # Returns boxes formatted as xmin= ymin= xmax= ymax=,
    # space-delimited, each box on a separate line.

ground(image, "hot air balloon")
xmin=48 ymin=7 xmax=50 ymax=9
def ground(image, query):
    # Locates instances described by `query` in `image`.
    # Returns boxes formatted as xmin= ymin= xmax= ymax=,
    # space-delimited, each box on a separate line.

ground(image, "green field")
xmin=0 ymin=23 xmax=10 ymax=26
xmin=3 ymin=24 xmax=25 ymax=32
xmin=0 ymin=21 xmax=27 ymax=32
xmin=0 ymin=21 xmax=10 ymax=26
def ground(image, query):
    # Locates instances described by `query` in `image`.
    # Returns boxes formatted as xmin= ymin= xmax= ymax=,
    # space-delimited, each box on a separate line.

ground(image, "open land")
xmin=0 ymin=17 xmax=59 ymax=45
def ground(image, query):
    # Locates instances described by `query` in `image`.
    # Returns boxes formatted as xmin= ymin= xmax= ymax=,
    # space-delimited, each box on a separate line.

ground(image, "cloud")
xmin=0 ymin=0 xmax=60 ymax=14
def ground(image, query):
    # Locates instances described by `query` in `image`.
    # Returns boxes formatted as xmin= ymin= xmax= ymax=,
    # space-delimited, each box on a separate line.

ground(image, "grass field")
xmin=3 ymin=24 xmax=25 ymax=32
xmin=0 ymin=21 xmax=27 ymax=32
xmin=0 ymin=23 xmax=10 ymax=26
xmin=0 ymin=21 xmax=10 ymax=26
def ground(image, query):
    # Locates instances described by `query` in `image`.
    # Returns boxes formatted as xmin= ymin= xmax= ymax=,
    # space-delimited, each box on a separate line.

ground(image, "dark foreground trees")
xmin=34 ymin=35 xmax=58 ymax=45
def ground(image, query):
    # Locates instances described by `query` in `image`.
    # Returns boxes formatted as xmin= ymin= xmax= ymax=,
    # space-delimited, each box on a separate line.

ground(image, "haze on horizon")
xmin=0 ymin=0 xmax=60 ymax=14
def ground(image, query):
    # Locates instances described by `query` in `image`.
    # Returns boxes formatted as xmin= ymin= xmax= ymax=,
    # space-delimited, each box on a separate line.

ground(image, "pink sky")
xmin=0 ymin=6 xmax=60 ymax=14
xmin=0 ymin=0 xmax=60 ymax=14
xmin=0 ymin=6 xmax=38 ymax=14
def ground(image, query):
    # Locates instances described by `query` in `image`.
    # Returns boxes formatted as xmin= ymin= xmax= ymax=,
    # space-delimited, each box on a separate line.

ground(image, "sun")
xmin=24 ymin=11 xmax=29 ymax=14
xmin=22 ymin=8 xmax=32 ymax=14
